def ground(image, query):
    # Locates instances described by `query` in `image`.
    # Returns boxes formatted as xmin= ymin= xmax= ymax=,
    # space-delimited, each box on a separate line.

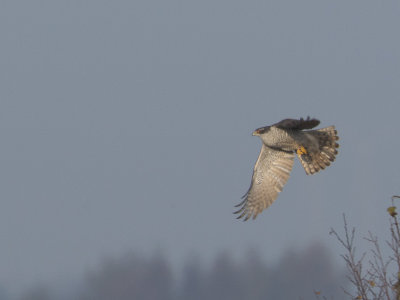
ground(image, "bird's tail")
xmin=297 ymin=126 xmax=339 ymax=175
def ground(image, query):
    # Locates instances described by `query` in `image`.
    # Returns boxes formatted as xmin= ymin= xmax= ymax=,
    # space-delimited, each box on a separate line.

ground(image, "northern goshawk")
xmin=235 ymin=117 xmax=339 ymax=221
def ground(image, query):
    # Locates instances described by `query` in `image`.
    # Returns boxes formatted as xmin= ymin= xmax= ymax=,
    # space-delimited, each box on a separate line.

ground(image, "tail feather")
xmin=298 ymin=126 xmax=339 ymax=175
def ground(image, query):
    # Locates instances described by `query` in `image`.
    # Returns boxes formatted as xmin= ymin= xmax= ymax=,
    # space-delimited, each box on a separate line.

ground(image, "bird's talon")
xmin=296 ymin=146 xmax=308 ymax=155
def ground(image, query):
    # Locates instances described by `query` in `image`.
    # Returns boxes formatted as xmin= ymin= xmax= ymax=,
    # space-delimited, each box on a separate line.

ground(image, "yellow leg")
xmin=296 ymin=146 xmax=308 ymax=155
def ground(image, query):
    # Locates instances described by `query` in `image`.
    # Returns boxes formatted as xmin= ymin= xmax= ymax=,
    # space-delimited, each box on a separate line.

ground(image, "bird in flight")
xmin=234 ymin=117 xmax=339 ymax=221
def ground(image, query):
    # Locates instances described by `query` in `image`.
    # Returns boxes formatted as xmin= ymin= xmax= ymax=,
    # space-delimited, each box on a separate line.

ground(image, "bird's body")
xmin=258 ymin=126 xmax=309 ymax=151
xmin=235 ymin=117 xmax=339 ymax=221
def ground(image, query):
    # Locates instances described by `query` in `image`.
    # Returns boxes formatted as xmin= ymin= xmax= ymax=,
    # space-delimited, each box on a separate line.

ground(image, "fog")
xmin=0 ymin=0 xmax=399 ymax=298
xmin=14 ymin=242 xmax=344 ymax=300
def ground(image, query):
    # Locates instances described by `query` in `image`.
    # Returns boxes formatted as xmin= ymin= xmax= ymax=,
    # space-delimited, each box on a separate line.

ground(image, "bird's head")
xmin=252 ymin=126 xmax=270 ymax=136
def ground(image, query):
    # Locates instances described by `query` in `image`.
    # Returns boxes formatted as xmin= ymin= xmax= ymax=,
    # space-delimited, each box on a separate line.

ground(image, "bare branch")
xmin=330 ymin=195 xmax=400 ymax=300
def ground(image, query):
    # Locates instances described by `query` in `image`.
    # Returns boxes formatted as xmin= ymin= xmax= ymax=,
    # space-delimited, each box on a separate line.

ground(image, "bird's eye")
xmin=259 ymin=127 xmax=269 ymax=134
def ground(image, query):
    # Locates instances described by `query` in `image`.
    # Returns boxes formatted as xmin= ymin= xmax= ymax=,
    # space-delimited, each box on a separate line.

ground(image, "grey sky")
xmin=1 ymin=0 xmax=399 ymax=295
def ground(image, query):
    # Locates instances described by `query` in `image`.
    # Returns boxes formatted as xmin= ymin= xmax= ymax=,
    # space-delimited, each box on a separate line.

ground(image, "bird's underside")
xmin=235 ymin=117 xmax=339 ymax=221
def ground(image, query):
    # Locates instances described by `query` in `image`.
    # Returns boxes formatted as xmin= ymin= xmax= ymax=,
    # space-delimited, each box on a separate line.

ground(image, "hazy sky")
xmin=1 ymin=0 xmax=399 ymax=294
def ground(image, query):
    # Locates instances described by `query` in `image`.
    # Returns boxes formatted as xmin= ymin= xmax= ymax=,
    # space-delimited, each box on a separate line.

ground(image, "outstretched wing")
xmin=234 ymin=145 xmax=295 ymax=221
xmin=273 ymin=117 xmax=320 ymax=130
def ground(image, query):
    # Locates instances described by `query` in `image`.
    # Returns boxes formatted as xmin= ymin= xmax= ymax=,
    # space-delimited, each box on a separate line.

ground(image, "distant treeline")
xmin=13 ymin=242 xmax=346 ymax=300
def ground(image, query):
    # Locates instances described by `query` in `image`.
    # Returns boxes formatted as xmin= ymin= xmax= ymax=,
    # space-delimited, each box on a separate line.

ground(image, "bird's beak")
xmin=252 ymin=130 xmax=260 ymax=136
